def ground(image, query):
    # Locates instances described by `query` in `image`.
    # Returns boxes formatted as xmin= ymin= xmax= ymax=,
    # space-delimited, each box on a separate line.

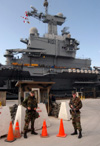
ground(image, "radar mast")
xmin=25 ymin=0 xmax=66 ymax=35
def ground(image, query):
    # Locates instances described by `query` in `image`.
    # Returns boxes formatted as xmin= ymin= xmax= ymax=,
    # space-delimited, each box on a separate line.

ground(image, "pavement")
xmin=0 ymin=99 xmax=100 ymax=146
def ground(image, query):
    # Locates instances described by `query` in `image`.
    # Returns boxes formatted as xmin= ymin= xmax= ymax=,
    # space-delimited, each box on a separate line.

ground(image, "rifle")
xmin=26 ymin=103 xmax=39 ymax=118
xmin=70 ymin=100 xmax=77 ymax=115
xmin=26 ymin=103 xmax=37 ymax=113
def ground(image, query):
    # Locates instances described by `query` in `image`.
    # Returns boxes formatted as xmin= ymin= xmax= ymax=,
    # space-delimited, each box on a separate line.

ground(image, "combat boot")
xmin=31 ymin=130 xmax=38 ymax=135
xmin=24 ymin=132 xmax=27 ymax=138
xmin=78 ymin=130 xmax=82 ymax=139
xmin=71 ymin=129 xmax=77 ymax=135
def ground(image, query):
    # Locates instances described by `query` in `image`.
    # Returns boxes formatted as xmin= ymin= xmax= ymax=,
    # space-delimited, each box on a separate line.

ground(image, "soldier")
xmin=22 ymin=91 xmax=39 ymax=138
xmin=69 ymin=90 xmax=82 ymax=139
xmin=49 ymin=93 xmax=56 ymax=116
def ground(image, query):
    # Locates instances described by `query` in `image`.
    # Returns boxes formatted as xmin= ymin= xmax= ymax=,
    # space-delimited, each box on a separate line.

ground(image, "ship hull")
xmin=0 ymin=67 xmax=100 ymax=99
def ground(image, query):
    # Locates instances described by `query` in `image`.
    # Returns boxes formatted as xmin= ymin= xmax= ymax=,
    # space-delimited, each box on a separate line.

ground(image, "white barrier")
xmin=13 ymin=103 xmax=50 ymax=132
xmin=58 ymin=101 xmax=71 ymax=121
xmin=0 ymin=106 xmax=11 ymax=137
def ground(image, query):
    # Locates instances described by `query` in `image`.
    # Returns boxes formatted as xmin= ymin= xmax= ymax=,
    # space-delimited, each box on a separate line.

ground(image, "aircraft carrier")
xmin=0 ymin=0 xmax=100 ymax=98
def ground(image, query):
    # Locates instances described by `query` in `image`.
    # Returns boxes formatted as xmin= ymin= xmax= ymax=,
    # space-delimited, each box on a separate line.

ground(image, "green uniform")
xmin=22 ymin=95 xmax=39 ymax=133
xmin=69 ymin=96 xmax=82 ymax=131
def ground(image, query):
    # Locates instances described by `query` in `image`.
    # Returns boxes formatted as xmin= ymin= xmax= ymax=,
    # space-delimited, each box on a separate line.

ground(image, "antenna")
xmin=43 ymin=0 xmax=49 ymax=15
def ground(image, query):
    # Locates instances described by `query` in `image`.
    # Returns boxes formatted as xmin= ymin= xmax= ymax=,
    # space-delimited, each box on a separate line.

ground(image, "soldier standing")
xmin=69 ymin=91 xmax=82 ymax=138
xmin=22 ymin=91 xmax=39 ymax=138
xmin=49 ymin=94 xmax=56 ymax=116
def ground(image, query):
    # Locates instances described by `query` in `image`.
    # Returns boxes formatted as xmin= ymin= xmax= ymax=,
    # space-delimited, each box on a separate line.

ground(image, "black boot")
xmin=24 ymin=132 xmax=27 ymax=138
xmin=78 ymin=130 xmax=82 ymax=139
xmin=71 ymin=129 xmax=77 ymax=135
xmin=31 ymin=130 xmax=38 ymax=135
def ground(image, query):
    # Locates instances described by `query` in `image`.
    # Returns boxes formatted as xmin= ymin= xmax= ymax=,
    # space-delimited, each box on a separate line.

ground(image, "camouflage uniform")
xmin=69 ymin=96 xmax=82 ymax=131
xmin=22 ymin=95 xmax=39 ymax=133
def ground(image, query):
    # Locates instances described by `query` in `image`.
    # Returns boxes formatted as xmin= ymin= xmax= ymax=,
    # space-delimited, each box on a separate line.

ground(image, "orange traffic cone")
xmin=56 ymin=119 xmax=67 ymax=137
xmin=40 ymin=120 xmax=49 ymax=137
xmin=5 ymin=121 xmax=16 ymax=142
xmin=14 ymin=120 xmax=21 ymax=138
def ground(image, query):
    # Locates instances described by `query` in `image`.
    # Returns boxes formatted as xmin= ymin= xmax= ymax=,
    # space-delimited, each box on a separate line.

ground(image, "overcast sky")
xmin=0 ymin=0 xmax=100 ymax=68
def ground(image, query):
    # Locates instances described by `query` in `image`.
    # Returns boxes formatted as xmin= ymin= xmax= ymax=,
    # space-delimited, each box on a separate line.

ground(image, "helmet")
xmin=72 ymin=90 xmax=76 ymax=94
xmin=31 ymin=91 xmax=35 ymax=94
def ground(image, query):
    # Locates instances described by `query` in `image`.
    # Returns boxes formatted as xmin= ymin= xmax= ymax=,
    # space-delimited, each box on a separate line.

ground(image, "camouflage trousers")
xmin=72 ymin=112 xmax=82 ymax=131
xmin=24 ymin=110 xmax=39 ymax=133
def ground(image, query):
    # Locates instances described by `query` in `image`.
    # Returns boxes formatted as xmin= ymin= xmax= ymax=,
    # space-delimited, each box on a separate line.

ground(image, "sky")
xmin=0 ymin=0 xmax=100 ymax=68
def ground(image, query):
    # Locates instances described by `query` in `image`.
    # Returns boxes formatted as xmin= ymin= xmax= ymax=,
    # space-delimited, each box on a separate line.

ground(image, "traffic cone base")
xmin=56 ymin=119 xmax=67 ymax=138
xmin=5 ymin=138 xmax=16 ymax=142
xmin=5 ymin=122 xmax=16 ymax=142
xmin=40 ymin=134 xmax=49 ymax=138
xmin=56 ymin=133 xmax=67 ymax=137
